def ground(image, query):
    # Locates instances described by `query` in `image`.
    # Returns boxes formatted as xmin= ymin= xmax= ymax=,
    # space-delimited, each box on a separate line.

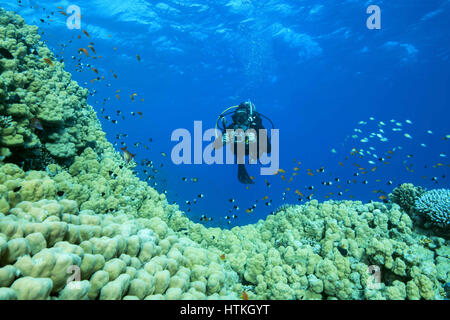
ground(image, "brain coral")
xmin=415 ymin=189 xmax=450 ymax=227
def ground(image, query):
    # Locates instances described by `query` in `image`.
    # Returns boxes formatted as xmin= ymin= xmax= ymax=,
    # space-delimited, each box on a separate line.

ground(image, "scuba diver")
xmin=214 ymin=101 xmax=274 ymax=184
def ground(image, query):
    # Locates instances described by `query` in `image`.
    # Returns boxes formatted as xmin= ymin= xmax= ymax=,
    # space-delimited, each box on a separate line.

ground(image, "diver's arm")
xmin=221 ymin=123 xmax=236 ymax=144
xmin=213 ymin=125 xmax=234 ymax=150
xmin=213 ymin=133 xmax=224 ymax=150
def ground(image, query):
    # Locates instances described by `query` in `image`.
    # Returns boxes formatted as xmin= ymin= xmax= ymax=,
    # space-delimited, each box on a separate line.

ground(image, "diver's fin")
xmin=237 ymin=164 xmax=254 ymax=184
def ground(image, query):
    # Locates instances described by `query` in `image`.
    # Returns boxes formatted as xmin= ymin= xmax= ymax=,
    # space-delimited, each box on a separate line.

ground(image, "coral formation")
xmin=0 ymin=115 xmax=12 ymax=129
xmin=191 ymin=201 xmax=448 ymax=300
xmin=0 ymin=194 xmax=238 ymax=300
xmin=0 ymin=8 xmax=448 ymax=300
xmin=415 ymin=189 xmax=450 ymax=228
xmin=389 ymin=183 xmax=426 ymax=214
xmin=0 ymin=8 xmax=105 ymax=168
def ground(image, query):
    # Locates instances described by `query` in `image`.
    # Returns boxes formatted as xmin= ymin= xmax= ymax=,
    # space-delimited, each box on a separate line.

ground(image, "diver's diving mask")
xmin=245 ymin=100 xmax=255 ymax=115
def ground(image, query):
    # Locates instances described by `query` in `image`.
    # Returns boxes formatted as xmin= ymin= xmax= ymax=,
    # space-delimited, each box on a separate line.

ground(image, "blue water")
xmin=6 ymin=0 xmax=449 ymax=228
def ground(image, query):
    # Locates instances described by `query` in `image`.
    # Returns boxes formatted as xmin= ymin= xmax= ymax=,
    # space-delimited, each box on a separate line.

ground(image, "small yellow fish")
xmin=43 ymin=58 xmax=53 ymax=66
xmin=121 ymin=147 xmax=135 ymax=163
xmin=295 ymin=190 xmax=304 ymax=197
xmin=78 ymin=48 xmax=89 ymax=57
xmin=88 ymin=45 xmax=96 ymax=54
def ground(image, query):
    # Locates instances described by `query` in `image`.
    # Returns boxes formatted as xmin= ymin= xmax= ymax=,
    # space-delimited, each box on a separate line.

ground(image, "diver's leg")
xmin=258 ymin=128 xmax=271 ymax=155
xmin=235 ymin=143 xmax=254 ymax=184
xmin=237 ymin=164 xmax=254 ymax=184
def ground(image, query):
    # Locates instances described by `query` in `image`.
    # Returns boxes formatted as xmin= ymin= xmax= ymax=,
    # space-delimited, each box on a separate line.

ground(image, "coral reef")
xmin=0 ymin=8 xmax=448 ymax=300
xmin=191 ymin=201 xmax=448 ymax=300
xmin=0 ymin=194 xmax=238 ymax=300
xmin=0 ymin=115 xmax=12 ymax=129
xmin=389 ymin=183 xmax=427 ymax=214
xmin=0 ymin=8 xmax=105 ymax=168
xmin=415 ymin=189 xmax=450 ymax=228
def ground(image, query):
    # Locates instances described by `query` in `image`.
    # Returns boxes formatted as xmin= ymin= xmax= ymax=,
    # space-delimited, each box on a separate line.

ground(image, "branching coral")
xmin=415 ymin=189 xmax=450 ymax=228
xmin=0 ymin=115 xmax=13 ymax=129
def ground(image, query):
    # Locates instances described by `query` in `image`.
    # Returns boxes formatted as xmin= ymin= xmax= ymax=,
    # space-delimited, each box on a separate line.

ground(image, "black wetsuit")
xmin=222 ymin=103 xmax=271 ymax=184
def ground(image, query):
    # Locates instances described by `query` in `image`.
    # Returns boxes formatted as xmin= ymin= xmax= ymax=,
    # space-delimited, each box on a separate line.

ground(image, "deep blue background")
xmin=5 ymin=0 xmax=449 ymax=228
